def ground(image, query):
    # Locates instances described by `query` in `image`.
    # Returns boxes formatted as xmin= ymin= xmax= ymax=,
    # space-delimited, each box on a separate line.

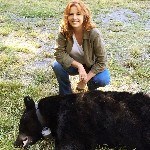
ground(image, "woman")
xmin=52 ymin=0 xmax=110 ymax=95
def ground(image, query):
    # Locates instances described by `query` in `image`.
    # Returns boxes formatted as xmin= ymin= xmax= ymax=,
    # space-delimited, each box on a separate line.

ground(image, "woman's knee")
xmin=94 ymin=69 xmax=110 ymax=87
xmin=51 ymin=61 xmax=70 ymax=81
xmin=51 ymin=61 xmax=63 ymax=72
xmin=99 ymin=77 xmax=110 ymax=87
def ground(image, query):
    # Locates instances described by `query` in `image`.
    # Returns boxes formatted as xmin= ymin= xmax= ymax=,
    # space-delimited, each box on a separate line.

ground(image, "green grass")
xmin=0 ymin=0 xmax=150 ymax=149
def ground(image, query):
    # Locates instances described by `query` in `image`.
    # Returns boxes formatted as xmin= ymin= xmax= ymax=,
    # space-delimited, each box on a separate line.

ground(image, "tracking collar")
xmin=35 ymin=103 xmax=51 ymax=139
xmin=35 ymin=103 xmax=45 ymax=126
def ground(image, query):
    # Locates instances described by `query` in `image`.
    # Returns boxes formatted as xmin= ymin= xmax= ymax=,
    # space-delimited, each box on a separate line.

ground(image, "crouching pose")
xmin=52 ymin=0 xmax=110 ymax=95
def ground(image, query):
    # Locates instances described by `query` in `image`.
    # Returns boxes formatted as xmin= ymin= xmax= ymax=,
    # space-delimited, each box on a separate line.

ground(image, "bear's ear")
xmin=24 ymin=96 xmax=35 ymax=110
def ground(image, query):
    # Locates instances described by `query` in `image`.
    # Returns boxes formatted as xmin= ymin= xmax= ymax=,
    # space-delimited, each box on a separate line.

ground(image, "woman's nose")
xmin=73 ymin=14 xmax=77 ymax=19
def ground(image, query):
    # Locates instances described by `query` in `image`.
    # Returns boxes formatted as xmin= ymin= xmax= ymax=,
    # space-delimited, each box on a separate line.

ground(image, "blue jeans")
xmin=52 ymin=61 xmax=110 ymax=95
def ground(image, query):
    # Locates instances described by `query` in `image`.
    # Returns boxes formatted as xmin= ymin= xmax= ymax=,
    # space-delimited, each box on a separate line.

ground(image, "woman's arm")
xmin=71 ymin=60 xmax=87 ymax=81
xmin=76 ymin=29 xmax=106 ymax=90
xmin=54 ymin=32 xmax=74 ymax=68
xmin=90 ymin=29 xmax=106 ymax=74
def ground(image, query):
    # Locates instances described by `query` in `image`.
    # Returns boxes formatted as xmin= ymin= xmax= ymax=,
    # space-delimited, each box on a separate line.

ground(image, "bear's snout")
xmin=14 ymin=134 xmax=31 ymax=148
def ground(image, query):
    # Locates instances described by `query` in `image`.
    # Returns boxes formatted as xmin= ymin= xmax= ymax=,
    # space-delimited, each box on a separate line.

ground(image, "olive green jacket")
xmin=54 ymin=28 xmax=107 ymax=74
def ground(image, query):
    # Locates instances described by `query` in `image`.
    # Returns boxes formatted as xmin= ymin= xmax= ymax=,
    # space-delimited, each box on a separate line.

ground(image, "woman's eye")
xmin=68 ymin=13 xmax=81 ymax=16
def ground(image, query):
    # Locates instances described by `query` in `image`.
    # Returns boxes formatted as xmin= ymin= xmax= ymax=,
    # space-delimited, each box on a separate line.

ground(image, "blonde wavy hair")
xmin=60 ymin=0 xmax=96 ymax=39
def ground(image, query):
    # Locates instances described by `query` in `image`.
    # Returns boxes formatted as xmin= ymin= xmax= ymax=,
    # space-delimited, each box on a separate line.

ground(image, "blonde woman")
xmin=52 ymin=0 xmax=110 ymax=95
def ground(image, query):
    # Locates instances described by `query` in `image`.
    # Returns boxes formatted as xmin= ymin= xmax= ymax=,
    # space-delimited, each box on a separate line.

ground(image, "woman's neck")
xmin=73 ymin=28 xmax=83 ymax=46
xmin=73 ymin=26 xmax=83 ymax=34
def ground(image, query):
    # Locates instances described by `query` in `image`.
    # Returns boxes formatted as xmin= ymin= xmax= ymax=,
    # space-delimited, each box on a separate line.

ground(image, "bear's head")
xmin=14 ymin=96 xmax=43 ymax=148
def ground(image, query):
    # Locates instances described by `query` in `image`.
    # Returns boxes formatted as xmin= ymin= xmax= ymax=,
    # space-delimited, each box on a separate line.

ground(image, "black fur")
xmin=14 ymin=90 xmax=150 ymax=150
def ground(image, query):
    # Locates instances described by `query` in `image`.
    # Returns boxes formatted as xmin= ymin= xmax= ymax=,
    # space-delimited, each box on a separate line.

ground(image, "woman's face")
xmin=68 ymin=6 xmax=84 ymax=31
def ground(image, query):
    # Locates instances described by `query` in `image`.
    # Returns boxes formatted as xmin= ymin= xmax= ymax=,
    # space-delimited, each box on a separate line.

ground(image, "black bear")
xmin=14 ymin=90 xmax=150 ymax=150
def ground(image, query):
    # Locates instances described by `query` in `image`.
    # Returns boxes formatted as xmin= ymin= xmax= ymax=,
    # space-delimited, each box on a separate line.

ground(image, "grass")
xmin=0 ymin=0 xmax=150 ymax=149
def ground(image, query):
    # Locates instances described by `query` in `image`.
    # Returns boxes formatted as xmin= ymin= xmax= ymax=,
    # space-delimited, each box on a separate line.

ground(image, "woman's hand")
xmin=71 ymin=60 xmax=87 ymax=81
xmin=77 ymin=64 xmax=87 ymax=81
xmin=76 ymin=70 xmax=96 ymax=90
xmin=76 ymin=80 xmax=86 ymax=90
xmin=71 ymin=60 xmax=96 ymax=90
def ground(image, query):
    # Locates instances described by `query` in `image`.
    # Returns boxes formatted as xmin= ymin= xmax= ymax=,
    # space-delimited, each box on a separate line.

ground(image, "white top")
xmin=69 ymin=34 xmax=85 ymax=64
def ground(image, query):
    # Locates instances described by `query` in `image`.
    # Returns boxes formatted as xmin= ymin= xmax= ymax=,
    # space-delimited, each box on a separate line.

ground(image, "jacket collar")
xmin=71 ymin=30 xmax=90 ymax=40
xmin=83 ymin=30 xmax=90 ymax=39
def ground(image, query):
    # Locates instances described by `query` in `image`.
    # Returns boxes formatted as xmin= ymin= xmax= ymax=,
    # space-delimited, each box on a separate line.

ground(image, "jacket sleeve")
xmin=54 ymin=32 xmax=74 ymax=68
xmin=90 ymin=29 xmax=107 ymax=74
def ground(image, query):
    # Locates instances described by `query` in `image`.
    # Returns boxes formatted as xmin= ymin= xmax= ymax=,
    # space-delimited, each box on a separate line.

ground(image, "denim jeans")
xmin=52 ymin=61 xmax=110 ymax=95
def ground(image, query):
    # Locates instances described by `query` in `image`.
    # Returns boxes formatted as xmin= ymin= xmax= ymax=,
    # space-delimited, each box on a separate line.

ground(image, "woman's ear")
xmin=24 ymin=96 xmax=35 ymax=110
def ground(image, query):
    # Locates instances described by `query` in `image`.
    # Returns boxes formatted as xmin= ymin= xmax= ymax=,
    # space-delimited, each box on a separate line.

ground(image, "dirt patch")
xmin=101 ymin=8 xmax=139 ymax=25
